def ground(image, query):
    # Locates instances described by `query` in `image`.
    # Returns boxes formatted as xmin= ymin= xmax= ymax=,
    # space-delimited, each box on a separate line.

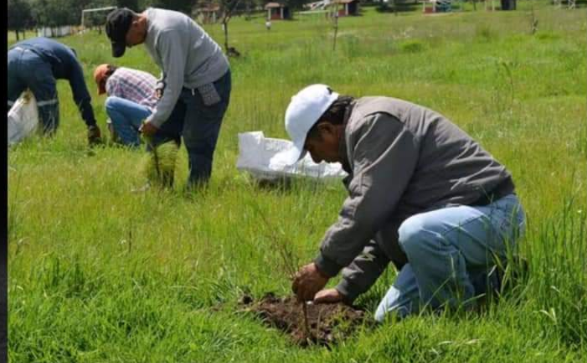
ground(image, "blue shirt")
xmin=11 ymin=37 xmax=96 ymax=126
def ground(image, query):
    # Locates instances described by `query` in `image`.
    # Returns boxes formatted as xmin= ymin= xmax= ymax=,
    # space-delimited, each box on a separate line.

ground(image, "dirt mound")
xmin=241 ymin=293 xmax=368 ymax=347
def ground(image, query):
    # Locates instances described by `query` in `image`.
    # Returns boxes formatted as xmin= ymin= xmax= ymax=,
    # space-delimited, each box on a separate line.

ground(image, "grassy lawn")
xmin=7 ymin=2 xmax=587 ymax=362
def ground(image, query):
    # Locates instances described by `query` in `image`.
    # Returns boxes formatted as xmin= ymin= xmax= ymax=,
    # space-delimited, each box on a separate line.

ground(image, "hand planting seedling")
xmin=242 ymin=199 xmax=368 ymax=347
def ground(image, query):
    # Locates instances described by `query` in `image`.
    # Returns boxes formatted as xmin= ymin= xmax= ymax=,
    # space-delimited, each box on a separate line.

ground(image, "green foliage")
xmin=475 ymin=24 xmax=497 ymax=41
xmin=117 ymin=0 xmax=140 ymax=10
xmin=8 ymin=0 xmax=34 ymax=34
xmin=140 ymin=141 xmax=180 ymax=188
xmin=148 ymin=0 xmax=198 ymax=14
xmin=399 ymin=39 xmax=426 ymax=53
xmin=31 ymin=0 xmax=75 ymax=27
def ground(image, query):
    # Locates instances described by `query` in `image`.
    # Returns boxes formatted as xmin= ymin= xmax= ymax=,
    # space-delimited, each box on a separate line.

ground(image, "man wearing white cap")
xmin=283 ymin=84 xmax=526 ymax=320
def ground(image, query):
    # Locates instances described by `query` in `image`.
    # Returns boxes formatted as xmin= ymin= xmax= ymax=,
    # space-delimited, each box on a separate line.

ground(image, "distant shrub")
xmin=140 ymin=141 xmax=179 ymax=189
xmin=341 ymin=34 xmax=362 ymax=58
xmin=475 ymin=25 xmax=496 ymax=42
xmin=376 ymin=3 xmax=393 ymax=13
xmin=400 ymin=39 xmax=426 ymax=53
xmin=536 ymin=31 xmax=560 ymax=41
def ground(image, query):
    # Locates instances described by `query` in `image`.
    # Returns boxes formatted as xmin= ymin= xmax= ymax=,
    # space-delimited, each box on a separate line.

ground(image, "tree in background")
xmin=23 ymin=0 xmax=242 ymax=32
xmin=148 ymin=0 xmax=198 ymax=14
xmin=31 ymin=0 xmax=77 ymax=28
xmin=117 ymin=0 xmax=140 ymax=10
xmin=220 ymin=0 xmax=242 ymax=55
xmin=286 ymin=0 xmax=307 ymax=12
xmin=29 ymin=0 xmax=137 ymax=30
xmin=8 ymin=0 xmax=34 ymax=40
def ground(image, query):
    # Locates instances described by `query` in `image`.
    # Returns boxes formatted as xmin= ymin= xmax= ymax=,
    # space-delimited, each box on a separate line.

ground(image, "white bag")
xmin=236 ymin=131 xmax=347 ymax=181
xmin=8 ymin=92 xmax=39 ymax=146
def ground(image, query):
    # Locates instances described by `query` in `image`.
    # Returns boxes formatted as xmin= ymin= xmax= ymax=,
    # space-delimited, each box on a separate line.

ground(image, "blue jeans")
xmin=151 ymin=70 xmax=231 ymax=186
xmin=105 ymin=96 xmax=151 ymax=147
xmin=374 ymin=194 xmax=526 ymax=321
xmin=8 ymin=47 xmax=59 ymax=134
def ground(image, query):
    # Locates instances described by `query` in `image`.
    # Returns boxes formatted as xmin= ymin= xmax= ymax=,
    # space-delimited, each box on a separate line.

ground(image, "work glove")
xmin=87 ymin=125 xmax=102 ymax=146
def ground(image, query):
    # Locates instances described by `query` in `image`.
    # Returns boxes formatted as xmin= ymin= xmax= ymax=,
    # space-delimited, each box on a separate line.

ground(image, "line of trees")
xmin=7 ymin=0 xmax=202 ymax=40
xmin=8 ymin=0 xmax=418 ymax=41
xmin=8 ymin=0 xmax=34 ymax=40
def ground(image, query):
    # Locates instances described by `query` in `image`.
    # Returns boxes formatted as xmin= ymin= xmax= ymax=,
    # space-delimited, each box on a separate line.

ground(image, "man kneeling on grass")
xmin=94 ymin=64 xmax=159 ymax=147
xmin=278 ymin=84 xmax=526 ymax=321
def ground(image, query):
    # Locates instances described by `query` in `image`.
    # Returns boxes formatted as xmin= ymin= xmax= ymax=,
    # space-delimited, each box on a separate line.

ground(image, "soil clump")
xmin=241 ymin=293 xmax=368 ymax=347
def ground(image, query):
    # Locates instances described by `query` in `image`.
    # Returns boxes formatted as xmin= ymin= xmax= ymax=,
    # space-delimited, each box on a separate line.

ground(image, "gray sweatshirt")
xmin=143 ymin=8 xmax=229 ymax=127
xmin=312 ymin=97 xmax=515 ymax=302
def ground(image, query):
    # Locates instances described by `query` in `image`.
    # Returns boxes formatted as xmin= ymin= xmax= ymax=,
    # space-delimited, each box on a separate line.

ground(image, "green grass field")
xmin=7 ymin=2 xmax=587 ymax=362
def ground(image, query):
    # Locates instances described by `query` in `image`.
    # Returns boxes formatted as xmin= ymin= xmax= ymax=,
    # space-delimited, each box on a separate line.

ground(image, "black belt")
xmin=473 ymin=177 xmax=515 ymax=206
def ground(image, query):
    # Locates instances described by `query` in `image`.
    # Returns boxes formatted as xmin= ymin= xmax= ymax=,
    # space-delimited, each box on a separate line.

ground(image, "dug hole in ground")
xmin=240 ymin=293 xmax=368 ymax=347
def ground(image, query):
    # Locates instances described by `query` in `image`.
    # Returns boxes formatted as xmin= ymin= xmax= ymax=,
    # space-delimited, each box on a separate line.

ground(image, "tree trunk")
xmin=15 ymin=30 xmax=20 ymax=41
xmin=332 ymin=13 xmax=338 ymax=51
xmin=224 ymin=21 xmax=229 ymax=52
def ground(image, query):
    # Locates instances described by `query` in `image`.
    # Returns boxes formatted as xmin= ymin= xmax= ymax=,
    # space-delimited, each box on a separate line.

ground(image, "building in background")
xmin=265 ymin=2 xmax=291 ymax=20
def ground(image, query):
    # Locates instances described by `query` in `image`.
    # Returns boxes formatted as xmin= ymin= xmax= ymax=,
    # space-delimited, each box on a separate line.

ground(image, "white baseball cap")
xmin=271 ymin=84 xmax=339 ymax=166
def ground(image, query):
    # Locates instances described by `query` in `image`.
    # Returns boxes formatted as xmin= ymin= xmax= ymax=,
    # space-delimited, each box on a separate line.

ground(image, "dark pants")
xmin=8 ymin=47 xmax=59 ymax=134
xmin=151 ymin=70 xmax=231 ymax=186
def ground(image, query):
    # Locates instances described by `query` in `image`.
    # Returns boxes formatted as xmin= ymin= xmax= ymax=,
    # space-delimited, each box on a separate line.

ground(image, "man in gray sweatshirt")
xmin=277 ymin=85 xmax=526 ymax=320
xmin=105 ymin=7 xmax=231 ymax=186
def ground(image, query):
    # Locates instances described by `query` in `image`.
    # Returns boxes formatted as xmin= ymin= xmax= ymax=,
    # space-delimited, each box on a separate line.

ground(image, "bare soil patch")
xmin=241 ymin=293 xmax=369 ymax=347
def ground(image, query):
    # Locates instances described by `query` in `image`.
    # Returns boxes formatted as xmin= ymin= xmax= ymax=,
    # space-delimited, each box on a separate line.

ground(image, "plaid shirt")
xmin=106 ymin=67 xmax=158 ymax=111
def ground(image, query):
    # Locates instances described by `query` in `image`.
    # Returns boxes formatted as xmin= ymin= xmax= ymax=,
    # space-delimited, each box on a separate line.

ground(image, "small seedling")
xmin=140 ymin=136 xmax=179 ymax=189
xmin=248 ymin=198 xmax=314 ymax=343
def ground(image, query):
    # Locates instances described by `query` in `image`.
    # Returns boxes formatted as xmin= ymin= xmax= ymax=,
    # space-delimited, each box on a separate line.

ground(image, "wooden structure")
xmin=265 ymin=2 xmax=291 ymax=20
xmin=37 ymin=26 xmax=77 ymax=38
xmin=195 ymin=4 xmax=221 ymax=24
xmin=422 ymin=0 xmax=452 ymax=13
xmin=553 ymin=0 xmax=575 ymax=8
xmin=331 ymin=0 xmax=360 ymax=17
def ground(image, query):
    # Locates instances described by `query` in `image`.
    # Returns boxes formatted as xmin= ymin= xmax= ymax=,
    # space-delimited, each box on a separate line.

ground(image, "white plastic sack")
xmin=8 ymin=92 xmax=39 ymax=146
xmin=236 ymin=131 xmax=347 ymax=181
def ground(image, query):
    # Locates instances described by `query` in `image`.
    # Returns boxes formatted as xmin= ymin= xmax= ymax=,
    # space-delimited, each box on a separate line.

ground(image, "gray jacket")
xmin=143 ymin=8 xmax=230 ymax=127
xmin=312 ymin=97 xmax=514 ymax=302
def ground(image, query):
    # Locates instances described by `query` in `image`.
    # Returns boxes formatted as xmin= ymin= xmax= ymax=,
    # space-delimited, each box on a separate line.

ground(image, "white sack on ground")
xmin=236 ymin=131 xmax=347 ymax=181
xmin=8 ymin=92 xmax=39 ymax=146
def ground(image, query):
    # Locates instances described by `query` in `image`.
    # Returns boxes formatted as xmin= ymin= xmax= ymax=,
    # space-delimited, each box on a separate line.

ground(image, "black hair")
xmin=105 ymin=65 xmax=118 ymax=77
xmin=306 ymin=95 xmax=354 ymax=141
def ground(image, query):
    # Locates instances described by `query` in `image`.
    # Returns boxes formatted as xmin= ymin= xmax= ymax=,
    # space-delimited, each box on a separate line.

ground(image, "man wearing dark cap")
xmin=7 ymin=37 xmax=102 ymax=144
xmin=105 ymin=7 xmax=231 ymax=187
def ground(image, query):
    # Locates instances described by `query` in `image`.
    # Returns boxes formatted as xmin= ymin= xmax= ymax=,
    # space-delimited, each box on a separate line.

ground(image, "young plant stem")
xmin=249 ymin=198 xmax=314 ymax=341
xmin=302 ymin=301 xmax=311 ymax=341
xmin=333 ymin=13 xmax=339 ymax=52
xmin=145 ymin=136 xmax=162 ymax=181
xmin=221 ymin=0 xmax=242 ymax=52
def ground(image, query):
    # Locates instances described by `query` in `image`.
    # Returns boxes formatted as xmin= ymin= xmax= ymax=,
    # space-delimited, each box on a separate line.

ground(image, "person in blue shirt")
xmin=7 ymin=37 xmax=102 ymax=145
